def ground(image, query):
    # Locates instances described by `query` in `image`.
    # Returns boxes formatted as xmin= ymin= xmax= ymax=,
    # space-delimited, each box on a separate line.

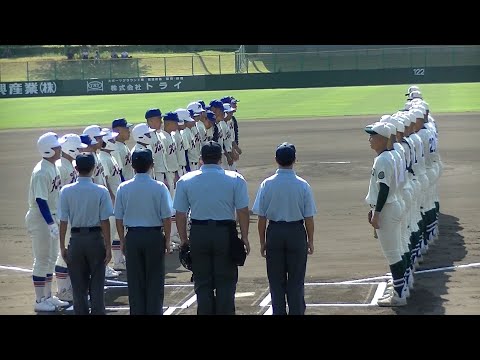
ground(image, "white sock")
xmin=33 ymin=276 xmax=46 ymax=302
xmin=55 ymin=266 xmax=69 ymax=292
xmin=45 ymin=274 xmax=53 ymax=298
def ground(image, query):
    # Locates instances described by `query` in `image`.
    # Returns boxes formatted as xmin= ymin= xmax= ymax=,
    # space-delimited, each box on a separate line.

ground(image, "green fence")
xmin=1 ymin=46 xmax=479 ymax=82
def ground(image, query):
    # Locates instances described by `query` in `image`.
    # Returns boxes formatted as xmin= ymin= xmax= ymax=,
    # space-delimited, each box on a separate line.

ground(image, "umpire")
xmin=58 ymin=153 xmax=114 ymax=315
xmin=173 ymin=141 xmax=250 ymax=315
xmin=252 ymin=142 xmax=317 ymax=315
xmin=114 ymin=149 xmax=173 ymax=315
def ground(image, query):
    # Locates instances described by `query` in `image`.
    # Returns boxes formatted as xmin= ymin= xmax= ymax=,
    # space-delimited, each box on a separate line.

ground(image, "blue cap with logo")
xmin=221 ymin=96 xmax=232 ymax=104
xmin=112 ymin=118 xmax=133 ymax=129
xmin=145 ymin=108 xmax=162 ymax=119
xmin=209 ymin=100 xmax=224 ymax=110
xmin=163 ymin=111 xmax=180 ymax=122
xmin=275 ymin=142 xmax=296 ymax=163
xmin=206 ymin=111 xmax=217 ymax=123
xmin=80 ymin=134 xmax=97 ymax=146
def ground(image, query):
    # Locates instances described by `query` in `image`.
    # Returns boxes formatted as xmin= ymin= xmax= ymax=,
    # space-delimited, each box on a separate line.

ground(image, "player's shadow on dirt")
xmin=393 ymin=212 xmax=465 ymax=315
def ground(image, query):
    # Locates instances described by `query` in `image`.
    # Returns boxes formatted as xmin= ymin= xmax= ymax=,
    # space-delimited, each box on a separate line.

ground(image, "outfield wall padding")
xmin=1 ymin=66 xmax=479 ymax=98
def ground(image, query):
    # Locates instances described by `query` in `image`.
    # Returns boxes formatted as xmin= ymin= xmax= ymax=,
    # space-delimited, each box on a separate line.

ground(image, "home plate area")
xmin=61 ymin=278 xmax=386 ymax=315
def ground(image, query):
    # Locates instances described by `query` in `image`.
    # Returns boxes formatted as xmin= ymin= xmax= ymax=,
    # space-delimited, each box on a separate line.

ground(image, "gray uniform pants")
xmin=190 ymin=223 xmax=238 ymax=315
xmin=125 ymin=227 xmax=166 ymax=315
xmin=266 ymin=221 xmax=308 ymax=315
xmin=67 ymin=230 xmax=106 ymax=315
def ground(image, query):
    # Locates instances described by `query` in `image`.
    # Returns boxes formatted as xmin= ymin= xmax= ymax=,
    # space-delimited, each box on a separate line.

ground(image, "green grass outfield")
xmin=0 ymin=83 xmax=479 ymax=130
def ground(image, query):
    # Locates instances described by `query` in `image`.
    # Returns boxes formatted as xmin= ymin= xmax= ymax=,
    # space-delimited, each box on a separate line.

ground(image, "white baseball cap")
xmin=384 ymin=122 xmax=397 ymax=136
xmin=187 ymin=102 xmax=205 ymax=115
xmin=379 ymin=114 xmax=392 ymax=123
xmin=223 ymin=103 xmax=235 ymax=113
xmin=396 ymin=114 xmax=411 ymax=128
xmin=175 ymin=108 xmax=195 ymax=123
xmin=84 ymin=125 xmax=108 ymax=139
xmin=132 ymin=123 xmax=155 ymax=143
xmin=364 ymin=122 xmax=391 ymax=139
xmin=37 ymin=132 xmax=66 ymax=158
xmin=410 ymin=108 xmax=424 ymax=119
xmin=408 ymin=90 xmax=423 ymax=100
xmin=405 ymin=85 xmax=420 ymax=96
xmin=60 ymin=134 xmax=88 ymax=158
xmin=411 ymin=103 xmax=427 ymax=115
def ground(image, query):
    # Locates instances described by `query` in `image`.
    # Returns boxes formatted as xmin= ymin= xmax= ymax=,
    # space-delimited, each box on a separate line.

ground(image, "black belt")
xmin=71 ymin=226 xmax=101 ymax=233
xmin=269 ymin=220 xmax=304 ymax=225
xmin=127 ymin=226 xmax=163 ymax=232
xmin=191 ymin=219 xmax=236 ymax=226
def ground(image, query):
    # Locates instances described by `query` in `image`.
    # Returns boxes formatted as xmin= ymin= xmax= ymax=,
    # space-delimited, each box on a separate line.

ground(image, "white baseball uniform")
xmin=25 ymin=159 xmax=61 ymax=278
xmin=174 ymin=130 xmax=188 ymax=176
xmin=365 ymin=150 xmax=401 ymax=265
xmin=158 ymin=130 xmax=179 ymax=198
xmin=113 ymin=141 xmax=134 ymax=181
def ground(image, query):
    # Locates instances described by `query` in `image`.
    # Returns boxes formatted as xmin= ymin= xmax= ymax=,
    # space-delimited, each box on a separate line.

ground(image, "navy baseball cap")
xmin=112 ymin=118 xmax=133 ymax=129
xmin=209 ymin=100 xmax=224 ymax=110
xmin=206 ymin=111 xmax=216 ymax=122
xmin=275 ymin=142 xmax=296 ymax=163
xmin=145 ymin=108 xmax=162 ymax=119
xmin=197 ymin=100 xmax=206 ymax=110
xmin=75 ymin=153 xmax=95 ymax=169
xmin=221 ymin=96 xmax=232 ymax=104
xmin=163 ymin=111 xmax=179 ymax=122
xmin=201 ymin=141 xmax=222 ymax=159
xmin=132 ymin=148 xmax=153 ymax=166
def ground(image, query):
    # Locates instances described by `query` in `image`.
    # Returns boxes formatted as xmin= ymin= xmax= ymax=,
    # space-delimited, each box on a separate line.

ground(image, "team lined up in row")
xmin=364 ymin=86 xmax=442 ymax=307
xmin=27 ymin=96 xmax=241 ymax=311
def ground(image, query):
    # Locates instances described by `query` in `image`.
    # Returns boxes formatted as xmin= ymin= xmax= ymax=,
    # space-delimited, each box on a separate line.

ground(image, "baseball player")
xmin=83 ymin=125 xmax=108 ymax=187
xmin=157 ymin=112 xmax=181 ymax=199
xmin=186 ymin=102 xmax=203 ymax=170
xmin=26 ymin=132 xmax=70 ymax=312
xmin=222 ymin=103 xmax=238 ymax=170
xmin=145 ymin=109 xmax=169 ymax=189
xmin=380 ymin=119 xmax=413 ymax=298
xmin=98 ymin=130 xmax=125 ymax=270
xmin=209 ymin=100 xmax=232 ymax=168
xmin=54 ymin=134 xmax=88 ymax=302
xmin=83 ymin=126 xmax=120 ymax=278
xmin=112 ymin=118 xmax=134 ymax=182
xmin=131 ymin=123 xmax=156 ymax=178
xmin=173 ymin=109 xmax=190 ymax=176
xmin=406 ymin=108 xmax=427 ymax=262
xmin=364 ymin=122 xmax=407 ymax=306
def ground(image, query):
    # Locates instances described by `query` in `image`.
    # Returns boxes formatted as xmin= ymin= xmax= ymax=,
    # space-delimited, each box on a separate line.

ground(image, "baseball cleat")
xmin=377 ymin=292 xmax=407 ymax=307
xmin=34 ymin=298 xmax=57 ymax=312
xmin=105 ymin=266 xmax=120 ymax=278
xmin=45 ymin=296 xmax=70 ymax=307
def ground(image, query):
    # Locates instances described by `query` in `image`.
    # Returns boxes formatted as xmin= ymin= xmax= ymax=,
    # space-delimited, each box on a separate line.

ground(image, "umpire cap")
xmin=275 ymin=142 xmax=296 ymax=163
xmin=132 ymin=148 xmax=153 ymax=167
xmin=201 ymin=141 xmax=222 ymax=159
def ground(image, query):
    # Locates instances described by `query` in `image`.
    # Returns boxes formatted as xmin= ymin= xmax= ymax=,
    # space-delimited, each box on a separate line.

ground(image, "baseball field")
xmin=1 ymin=82 xmax=479 ymax=315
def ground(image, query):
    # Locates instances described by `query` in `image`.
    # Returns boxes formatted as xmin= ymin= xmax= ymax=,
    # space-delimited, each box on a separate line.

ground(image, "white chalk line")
xmin=3 ymin=262 xmax=479 ymax=313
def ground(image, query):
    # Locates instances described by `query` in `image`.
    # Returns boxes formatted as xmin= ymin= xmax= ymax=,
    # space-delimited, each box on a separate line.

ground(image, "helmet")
xmin=179 ymin=243 xmax=192 ymax=271
xmin=132 ymin=123 xmax=156 ymax=144
xmin=37 ymin=132 xmax=65 ymax=158
xmin=83 ymin=125 xmax=108 ymax=140
xmin=60 ymin=134 xmax=88 ymax=158
xmin=101 ymin=130 xmax=119 ymax=151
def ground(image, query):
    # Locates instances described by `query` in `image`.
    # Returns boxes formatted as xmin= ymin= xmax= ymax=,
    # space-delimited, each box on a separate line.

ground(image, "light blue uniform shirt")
xmin=58 ymin=177 xmax=113 ymax=227
xmin=173 ymin=164 xmax=249 ymax=220
xmin=114 ymin=173 xmax=173 ymax=227
xmin=252 ymin=169 xmax=317 ymax=221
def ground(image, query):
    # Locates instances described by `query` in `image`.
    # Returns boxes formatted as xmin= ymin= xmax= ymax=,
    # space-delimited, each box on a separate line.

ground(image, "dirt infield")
xmin=1 ymin=113 xmax=479 ymax=315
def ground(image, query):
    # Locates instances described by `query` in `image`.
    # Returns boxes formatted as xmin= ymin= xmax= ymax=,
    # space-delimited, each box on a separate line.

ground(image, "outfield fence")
xmin=0 ymin=46 xmax=478 ymax=82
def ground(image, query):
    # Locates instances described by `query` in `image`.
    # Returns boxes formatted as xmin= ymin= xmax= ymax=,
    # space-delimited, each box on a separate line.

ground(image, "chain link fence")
xmin=1 ymin=46 xmax=478 ymax=82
